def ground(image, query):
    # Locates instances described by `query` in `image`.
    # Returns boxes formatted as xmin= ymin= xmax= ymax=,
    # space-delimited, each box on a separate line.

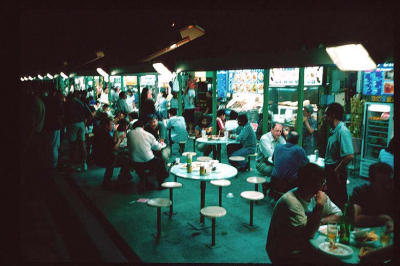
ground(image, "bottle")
xmin=339 ymin=202 xmax=352 ymax=245
xmin=187 ymin=153 xmax=192 ymax=173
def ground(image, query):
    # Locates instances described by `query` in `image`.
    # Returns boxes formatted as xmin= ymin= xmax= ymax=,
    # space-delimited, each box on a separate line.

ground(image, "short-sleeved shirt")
xmin=350 ymin=184 xmax=394 ymax=218
xmin=266 ymin=188 xmax=342 ymax=261
xmin=144 ymin=122 xmax=167 ymax=142
xmin=183 ymin=89 xmax=195 ymax=109
xmin=166 ymin=116 xmax=188 ymax=143
xmin=236 ymin=123 xmax=257 ymax=152
xmin=258 ymin=132 xmax=286 ymax=161
xmin=378 ymin=149 xmax=394 ymax=169
xmin=302 ymin=117 xmax=317 ymax=155
xmin=325 ymin=122 xmax=354 ymax=165
xmin=272 ymin=143 xmax=309 ymax=181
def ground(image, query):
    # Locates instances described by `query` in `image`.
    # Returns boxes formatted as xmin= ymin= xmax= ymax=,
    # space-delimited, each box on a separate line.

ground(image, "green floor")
xmin=68 ymin=142 xmax=368 ymax=263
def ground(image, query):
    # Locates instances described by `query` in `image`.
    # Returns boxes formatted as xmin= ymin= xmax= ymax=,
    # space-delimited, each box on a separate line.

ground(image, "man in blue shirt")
xmin=270 ymin=131 xmax=309 ymax=198
xmin=166 ymin=108 xmax=188 ymax=155
xmin=324 ymin=103 xmax=354 ymax=210
xmin=227 ymin=114 xmax=257 ymax=171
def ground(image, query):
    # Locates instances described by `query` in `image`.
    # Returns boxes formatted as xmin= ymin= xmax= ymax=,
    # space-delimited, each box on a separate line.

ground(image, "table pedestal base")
xmin=163 ymin=211 xmax=177 ymax=217
xmin=242 ymin=223 xmax=259 ymax=231
xmin=187 ymin=221 xmax=211 ymax=231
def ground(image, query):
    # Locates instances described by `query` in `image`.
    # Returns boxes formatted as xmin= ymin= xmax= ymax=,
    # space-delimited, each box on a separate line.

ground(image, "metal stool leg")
xmin=157 ymin=207 xmax=161 ymax=239
xmin=211 ymin=218 xmax=216 ymax=246
xmin=255 ymin=184 xmax=258 ymax=191
xmin=249 ymin=200 xmax=254 ymax=226
xmin=218 ymin=186 xmax=222 ymax=206
xmin=169 ymin=188 xmax=173 ymax=217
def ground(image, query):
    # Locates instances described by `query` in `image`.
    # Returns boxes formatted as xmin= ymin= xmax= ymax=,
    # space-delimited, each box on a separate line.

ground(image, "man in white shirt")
xmin=127 ymin=120 xmax=168 ymax=189
xmin=224 ymin=110 xmax=239 ymax=132
xmin=125 ymin=89 xmax=136 ymax=113
xmin=266 ymin=163 xmax=342 ymax=264
xmin=256 ymin=122 xmax=286 ymax=176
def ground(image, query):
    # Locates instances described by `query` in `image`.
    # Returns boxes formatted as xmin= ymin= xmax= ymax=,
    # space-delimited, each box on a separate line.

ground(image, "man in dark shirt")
xmin=350 ymin=162 xmax=394 ymax=232
xmin=93 ymin=117 xmax=132 ymax=189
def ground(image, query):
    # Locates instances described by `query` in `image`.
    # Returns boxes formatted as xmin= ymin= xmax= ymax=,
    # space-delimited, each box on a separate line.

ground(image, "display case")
xmin=359 ymin=102 xmax=393 ymax=177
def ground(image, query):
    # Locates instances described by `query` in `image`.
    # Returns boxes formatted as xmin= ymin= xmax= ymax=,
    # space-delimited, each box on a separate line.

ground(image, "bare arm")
xmin=335 ymin=154 xmax=354 ymax=173
xmin=321 ymin=214 xmax=342 ymax=224
xmin=353 ymin=204 xmax=394 ymax=233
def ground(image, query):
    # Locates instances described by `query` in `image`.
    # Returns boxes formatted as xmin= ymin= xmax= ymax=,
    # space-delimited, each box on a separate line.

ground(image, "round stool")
xmin=161 ymin=182 xmax=182 ymax=217
xmin=200 ymin=206 xmax=227 ymax=247
xmin=247 ymin=153 xmax=258 ymax=171
xmin=229 ymin=156 xmax=246 ymax=171
xmin=246 ymin=176 xmax=267 ymax=192
xmin=147 ymin=198 xmax=172 ymax=240
xmin=210 ymin=179 xmax=231 ymax=206
xmin=240 ymin=191 xmax=264 ymax=227
xmin=197 ymin=156 xmax=212 ymax=162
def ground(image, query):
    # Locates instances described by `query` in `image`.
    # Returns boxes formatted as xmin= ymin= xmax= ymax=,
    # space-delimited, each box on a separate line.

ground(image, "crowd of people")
xmin=21 ymin=79 xmax=394 ymax=264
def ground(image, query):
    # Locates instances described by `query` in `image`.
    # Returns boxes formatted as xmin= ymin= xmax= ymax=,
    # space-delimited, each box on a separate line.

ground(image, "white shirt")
xmin=127 ymin=127 xmax=162 ymax=163
xmin=258 ymin=132 xmax=286 ymax=161
xmin=126 ymin=95 xmax=135 ymax=112
xmin=225 ymin=120 xmax=239 ymax=132
xmin=99 ymin=93 xmax=109 ymax=105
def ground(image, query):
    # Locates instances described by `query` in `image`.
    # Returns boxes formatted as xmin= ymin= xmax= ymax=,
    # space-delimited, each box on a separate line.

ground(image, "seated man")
xmin=166 ymin=108 xmax=188 ymax=155
xmin=144 ymin=114 xmax=171 ymax=167
xmin=224 ymin=110 xmax=239 ymax=133
xmin=127 ymin=120 xmax=168 ymax=189
xmin=350 ymin=162 xmax=394 ymax=263
xmin=266 ymin=163 xmax=342 ymax=265
xmin=227 ymin=114 xmax=257 ymax=171
xmin=92 ymin=116 xmax=132 ymax=189
xmin=256 ymin=122 xmax=286 ymax=177
xmin=270 ymin=131 xmax=309 ymax=199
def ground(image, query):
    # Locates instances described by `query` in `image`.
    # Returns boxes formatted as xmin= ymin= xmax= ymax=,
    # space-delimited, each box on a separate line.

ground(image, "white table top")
xmin=196 ymin=137 xmax=239 ymax=145
xmin=170 ymin=163 xmax=238 ymax=181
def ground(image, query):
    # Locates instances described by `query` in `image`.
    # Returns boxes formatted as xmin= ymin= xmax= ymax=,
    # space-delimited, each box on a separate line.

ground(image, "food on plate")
xmin=329 ymin=239 xmax=338 ymax=251
xmin=258 ymin=72 xmax=264 ymax=81
xmin=252 ymin=73 xmax=257 ymax=81
xmin=359 ymin=246 xmax=375 ymax=257
xmin=355 ymin=230 xmax=379 ymax=242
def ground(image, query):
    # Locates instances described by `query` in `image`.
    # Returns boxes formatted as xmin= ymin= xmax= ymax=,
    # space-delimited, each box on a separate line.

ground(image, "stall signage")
xmin=227 ymin=69 xmax=264 ymax=94
xmin=269 ymin=67 xmax=323 ymax=87
xmin=140 ymin=75 xmax=156 ymax=86
xmin=362 ymin=64 xmax=394 ymax=96
xmin=124 ymin=76 xmax=137 ymax=86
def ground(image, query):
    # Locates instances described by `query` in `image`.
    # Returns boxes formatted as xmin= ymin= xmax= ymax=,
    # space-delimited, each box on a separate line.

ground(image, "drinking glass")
xmin=201 ymin=130 xmax=206 ymax=138
xmin=327 ymin=222 xmax=339 ymax=243
xmin=175 ymin=158 xmax=180 ymax=164
xmin=380 ymin=233 xmax=390 ymax=247
xmin=314 ymin=149 xmax=319 ymax=162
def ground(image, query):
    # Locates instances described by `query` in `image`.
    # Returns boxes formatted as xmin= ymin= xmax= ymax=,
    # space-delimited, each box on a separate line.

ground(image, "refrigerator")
xmin=359 ymin=102 xmax=393 ymax=177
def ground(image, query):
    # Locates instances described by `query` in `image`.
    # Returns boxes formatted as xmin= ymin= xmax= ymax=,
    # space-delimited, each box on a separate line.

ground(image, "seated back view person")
xmin=224 ymin=110 xmax=239 ymax=133
xmin=92 ymin=116 xmax=133 ymax=189
xmin=350 ymin=162 xmax=394 ymax=264
xmin=266 ymin=163 xmax=342 ymax=265
xmin=166 ymin=108 xmax=188 ymax=155
xmin=270 ymin=131 xmax=309 ymax=199
xmin=127 ymin=120 xmax=168 ymax=190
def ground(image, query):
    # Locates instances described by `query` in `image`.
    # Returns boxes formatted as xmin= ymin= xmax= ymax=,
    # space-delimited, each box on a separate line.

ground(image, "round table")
xmin=196 ymin=137 xmax=239 ymax=161
xmin=310 ymin=226 xmax=393 ymax=264
xmin=170 ymin=163 xmax=237 ymax=225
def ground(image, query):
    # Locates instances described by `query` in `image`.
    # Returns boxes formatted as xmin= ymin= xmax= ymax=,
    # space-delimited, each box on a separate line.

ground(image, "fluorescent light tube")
xmin=326 ymin=44 xmax=376 ymax=71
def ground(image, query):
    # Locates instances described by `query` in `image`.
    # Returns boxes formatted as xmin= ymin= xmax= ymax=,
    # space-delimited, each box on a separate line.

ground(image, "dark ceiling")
xmin=19 ymin=0 xmax=395 ymax=75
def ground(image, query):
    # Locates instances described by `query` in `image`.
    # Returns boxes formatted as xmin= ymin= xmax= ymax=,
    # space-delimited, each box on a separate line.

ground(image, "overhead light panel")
xmin=29 ymin=76 xmax=34 ymax=80
xmin=97 ymin=67 xmax=109 ymax=78
xmin=47 ymin=73 xmax=53 ymax=79
xmin=326 ymin=44 xmax=376 ymax=71
xmin=60 ymin=72 xmax=68 ymax=79
xmin=20 ymin=77 xmax=24 ymax=81
xmin=38 ymin=74 xmax=43 ymax=80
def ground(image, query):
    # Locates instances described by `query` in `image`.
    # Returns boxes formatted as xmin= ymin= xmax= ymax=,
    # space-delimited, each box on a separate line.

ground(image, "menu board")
xmin=269 ymin=67 xmax=323 ymax=87
xmin=140 ymin=75 xmax=156 ymax=86
xmin=362 ymin=63 xmax=394 ymax=96
xmin=228 ymin=69 xmax=264 ymax=94
xmin=124 ymin=76 xmax=137 ymax=86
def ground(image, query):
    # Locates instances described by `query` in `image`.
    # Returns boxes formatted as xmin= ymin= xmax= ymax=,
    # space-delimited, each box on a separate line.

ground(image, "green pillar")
xmin=137 ymin=75 xmax=142 ymax=116
xmin=177 ymin=73 xmax=183 ymax=116
xmin=212 ymin=71 xmax=217 ymax=135
xmin=262 ymin=69 xmax=270 ymax=134
xmin=296 ymin=67 xmax=305 ymax=146
xmin=121 ymin=75 xmax=124 ymax=91
xmin=108 ymin=76 xmax=112 ymax=104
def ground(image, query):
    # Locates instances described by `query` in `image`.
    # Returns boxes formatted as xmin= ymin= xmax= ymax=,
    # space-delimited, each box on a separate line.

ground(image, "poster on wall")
xmin=362 ymin=63 xmax=394 ymax=96
xmin=228 ymin=69 xmax=264 ymax=94
xmin=269 ymin=67 xmax=323 ymax=87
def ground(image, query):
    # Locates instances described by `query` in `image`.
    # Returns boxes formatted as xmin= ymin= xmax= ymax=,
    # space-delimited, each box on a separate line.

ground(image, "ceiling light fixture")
xmin=60 ymin=72 xmax=68 ymax=79
xmin=326 ymin=44 xmax=376 ymax=71
xmin=47 ymin=73 xmax=53 ymax=79
xmin=29 ymin=76 xmax=34 ymax=80
xmin=38 ymin=74 xmax=43 ymax=80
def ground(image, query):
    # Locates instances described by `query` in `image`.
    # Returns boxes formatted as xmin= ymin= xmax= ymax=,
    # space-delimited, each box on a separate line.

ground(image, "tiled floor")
xmin=66 ymin=140 xmax=369 ymax=263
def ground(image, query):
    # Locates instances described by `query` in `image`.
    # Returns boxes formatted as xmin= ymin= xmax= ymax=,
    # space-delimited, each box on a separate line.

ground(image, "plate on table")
xmin=351 ymin=229 xmax=380 ymax=247
xmin=319 ymin=242 xmax=353 ymax=258
xmin=179 ymin=162 xmax=202 ymax=171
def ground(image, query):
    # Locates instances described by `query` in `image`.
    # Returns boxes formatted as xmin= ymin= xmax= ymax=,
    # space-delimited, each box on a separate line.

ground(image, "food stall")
xmin=359 ymin=63 xmax=394 ymax=177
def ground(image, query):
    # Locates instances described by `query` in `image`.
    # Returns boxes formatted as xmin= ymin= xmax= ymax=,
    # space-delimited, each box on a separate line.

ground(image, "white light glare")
xmin=60 ymin=72 xmax=68 ymax=79
xmin=47 ymin=73 xmax=53 ymax=79
xmin=20 ymin=77 xmax=24 ymax=81
xmin=153 ymin=63 xmax=174 ymax=81
xmin=38 ymin=74 xmax=43 ymax=80
xmin=96 ymin=68 xmax=109 ymax=78
xmin=29 ymin=76 xmax=34 ymax=80
xmin=326 ymin=44 xmax=376 ymax=71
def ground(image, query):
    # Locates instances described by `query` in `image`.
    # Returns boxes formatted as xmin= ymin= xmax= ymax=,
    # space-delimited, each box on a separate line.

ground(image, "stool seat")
xmin=246 ymin=177 xmax=267 ymax=185
xmin=161 ymin=182 xmax=182 ymax=189
xmin=240 ymin=191 xmax=264 ymax=201
xmin=210 ymin=179 xmax=231 ymax=187
xmin=197 ymin=156 xmax=212 ymax=162
xmin=200 ymin=206 xmax=227 ymax=218
xmin=248 ymin=153 xmax=258 ymax=157
xmin=182 ymin=152 xmax=196 ymax=157
xmin=147 ymin=198 xmax=172 ymax=208
xmin=229 ymin=156 xmax=246 ymax=162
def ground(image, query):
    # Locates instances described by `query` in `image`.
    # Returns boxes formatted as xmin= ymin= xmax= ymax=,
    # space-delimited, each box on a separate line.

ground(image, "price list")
xmin=362 ymin=70 xmax=384 ymax=96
